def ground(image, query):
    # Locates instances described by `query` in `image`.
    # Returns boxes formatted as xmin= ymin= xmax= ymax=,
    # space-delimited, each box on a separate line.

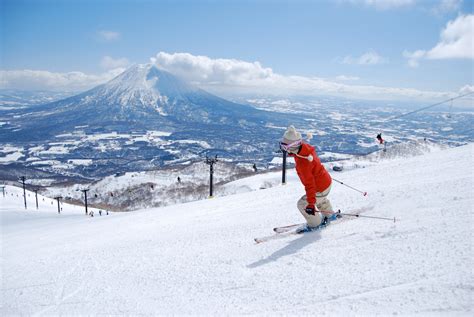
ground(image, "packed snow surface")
xmin=1 ymin=144 xmax=473 ymax=315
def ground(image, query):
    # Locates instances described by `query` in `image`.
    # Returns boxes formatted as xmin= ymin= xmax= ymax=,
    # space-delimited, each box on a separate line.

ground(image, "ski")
xmin=255 ymin=207 xmax=373 ymax=244
xmin=254 ymin=225 xmax=306 ymax=244
xmin=273 ymin=223 xmax=303 ymax=233
xmin=255 ymin=223 xmax=328 ymax=244
xmin=273 ymin=211 xmax=341 ymax=234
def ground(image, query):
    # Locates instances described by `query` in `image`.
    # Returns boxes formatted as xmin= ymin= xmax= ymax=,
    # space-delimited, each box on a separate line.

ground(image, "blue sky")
xmin=1 ymin=0 xmax=473 ymax=102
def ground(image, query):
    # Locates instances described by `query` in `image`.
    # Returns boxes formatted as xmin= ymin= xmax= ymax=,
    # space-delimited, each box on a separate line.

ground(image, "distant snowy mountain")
xmin=7 ymin=64 xmax=271 ymax=138
xmin=0 ymin=64 xmax=294 ymax=180
xmin=2 ymin=143 xmax=472 ymax=314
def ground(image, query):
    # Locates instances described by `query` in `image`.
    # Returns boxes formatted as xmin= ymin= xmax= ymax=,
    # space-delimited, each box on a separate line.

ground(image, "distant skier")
xmin=376 ymin=133 xmax=387 ymax=152
xmin=376 ymin=133 xmax=384 ymax=144
xmin=177 ymin=176 xmax=181 ymax=183
xmin=280 ymin=126 xmax=334 ymax=229
xmin=99 ymin=210 xmax=102 ymax=216
xmin=252 ymin=163 xmax=258 ymax=172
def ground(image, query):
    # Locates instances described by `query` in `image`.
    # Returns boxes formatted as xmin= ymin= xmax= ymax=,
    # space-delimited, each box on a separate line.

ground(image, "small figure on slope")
xmin=280 ymin=126 xmax=334 ymax=230
xmin=376 ymin=133 xmax=384 ymax=144
xmin=376 ymin=133 xmax=387 ymax=152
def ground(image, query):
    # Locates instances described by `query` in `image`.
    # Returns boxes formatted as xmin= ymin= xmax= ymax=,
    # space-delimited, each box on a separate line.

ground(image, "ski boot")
xmin=296 ymin=224 xmax=319 ymax=234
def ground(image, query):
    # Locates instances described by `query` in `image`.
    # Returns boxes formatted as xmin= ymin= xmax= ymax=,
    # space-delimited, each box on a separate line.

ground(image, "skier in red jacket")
xmin=281 ymin=126 xmax=334 ymax=228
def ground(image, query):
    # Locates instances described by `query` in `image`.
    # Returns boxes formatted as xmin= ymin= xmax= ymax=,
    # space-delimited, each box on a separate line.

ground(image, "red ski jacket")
xmin=289 ymin=143 xmax=332 ymax=205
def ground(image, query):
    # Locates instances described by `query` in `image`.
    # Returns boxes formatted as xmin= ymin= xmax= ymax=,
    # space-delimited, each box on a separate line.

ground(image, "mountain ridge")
xmin=19 ymin=64 xmax=264 ymax=128
xmin=0 ymin=64 xmax=295 ymax=180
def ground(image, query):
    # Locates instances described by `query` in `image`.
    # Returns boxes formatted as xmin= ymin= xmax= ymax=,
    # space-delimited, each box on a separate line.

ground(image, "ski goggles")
xmin=279 ymin=139 xmax=302 ymax=152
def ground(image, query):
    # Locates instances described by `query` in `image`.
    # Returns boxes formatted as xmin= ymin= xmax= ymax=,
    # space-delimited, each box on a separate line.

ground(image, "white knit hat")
xmin=282 ymin=125 xmax=302 ymax=144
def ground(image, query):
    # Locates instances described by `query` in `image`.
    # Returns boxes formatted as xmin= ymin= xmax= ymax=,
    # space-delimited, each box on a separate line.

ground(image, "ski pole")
xmin=339 ymin=212 xmax=396 ymax=222
xmin=332 ymin=178 xmax=367 ymax=196
xmin=323 ymin=209 xmax=396 ymax=222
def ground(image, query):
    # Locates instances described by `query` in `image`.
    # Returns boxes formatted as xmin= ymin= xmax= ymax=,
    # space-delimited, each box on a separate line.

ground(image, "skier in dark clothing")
xmin=376 ymin=133 xmax=384 ymax=144
xmin=376 ymin=133 xmax=387 ymax=152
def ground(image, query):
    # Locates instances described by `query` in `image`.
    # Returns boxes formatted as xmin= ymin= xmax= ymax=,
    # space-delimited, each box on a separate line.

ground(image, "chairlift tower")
xmin=19 ymin=176 xmax=27 ymax=209
xmin=54 ymin=196 xmax=62 ymax=214
xmin=81 ymin=189 xmax=90 ymax=215
xmin=33 ymin=189 xmax=39 ymax=210
xmin=205 ymin=155 xmax=218 ymax=198
xmin=281 ymin=149 xmax=287 ymax=185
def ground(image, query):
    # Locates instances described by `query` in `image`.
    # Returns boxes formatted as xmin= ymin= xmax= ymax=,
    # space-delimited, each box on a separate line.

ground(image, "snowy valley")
xmin=1 ymin=64 xmax=472 ymax=185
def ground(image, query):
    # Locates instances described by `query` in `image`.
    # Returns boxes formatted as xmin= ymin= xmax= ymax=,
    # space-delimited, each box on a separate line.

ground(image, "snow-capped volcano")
xmin=32 ymin=63 xmax=259 ymax=123
xmin=4 ymin=63 xmax=278 ymax=141
xmin=89 ymin=64 xmax=200 ymax=116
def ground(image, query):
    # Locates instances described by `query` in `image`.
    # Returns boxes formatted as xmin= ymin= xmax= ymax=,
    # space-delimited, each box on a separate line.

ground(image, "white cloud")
xmin=459 ymin=84 xmax=474 ymax=94
xmin=344 ymin=0 xmax=416 ymax=10
xmin=428 ymin=14 xmax=473 ymax=59
xmin=432 ymin=0 xmax=462 ymax=15
xmin=404 ymin=14 xmax=473 ymax=67
xmin=152 ymin=52 xmax=456 ymax=102
xmin=0 ymin=52 xmax=467 ymax=102
xmin=151 ymin=52 xmax=274 ymax=86
xmin=403 ymin=49 xmax=425 ymax=67
xmin=342 ymin=51 xmax=387 ymax=65
xmin=101 ymin=56 xmax=130 ymax=70
xmin=335 ymin=75 xmax=360 ymax=81
xmin=0 ymin=68 xmax=124 ymax=91
xmin=98 ymin=30 xmax=121 ymax=41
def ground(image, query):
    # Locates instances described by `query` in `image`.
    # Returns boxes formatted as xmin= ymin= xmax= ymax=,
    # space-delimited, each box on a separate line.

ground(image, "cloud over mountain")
xmin=152 ymin=52 xmax=449 ymax=101
xmin=0 ymin=51 xmax=466 ymax=102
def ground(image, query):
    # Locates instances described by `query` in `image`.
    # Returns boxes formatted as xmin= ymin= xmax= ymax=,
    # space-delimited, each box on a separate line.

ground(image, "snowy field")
xmin=1 ymin=144 xmax=473 ymax=315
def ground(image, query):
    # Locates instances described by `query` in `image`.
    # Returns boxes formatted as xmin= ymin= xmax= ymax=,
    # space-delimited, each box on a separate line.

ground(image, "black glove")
xmin=305 ymin=205 xmax=316 ymax=215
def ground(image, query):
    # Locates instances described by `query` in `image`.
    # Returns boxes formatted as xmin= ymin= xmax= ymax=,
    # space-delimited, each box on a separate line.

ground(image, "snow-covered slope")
xmin=43 ymin=161 xmax=257 ymax=211
xmin=2 ymin=144 xmax=473 ymax=315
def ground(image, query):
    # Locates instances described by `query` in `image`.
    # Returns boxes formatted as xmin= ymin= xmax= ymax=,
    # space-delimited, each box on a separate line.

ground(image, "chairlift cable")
xmin=382 ymin=91 xmax=473 ymax=123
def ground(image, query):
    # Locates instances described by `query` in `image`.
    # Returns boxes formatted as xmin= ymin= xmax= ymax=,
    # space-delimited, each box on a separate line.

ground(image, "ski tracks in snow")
xmin=33 ymin=254 xmax=98 ymax=316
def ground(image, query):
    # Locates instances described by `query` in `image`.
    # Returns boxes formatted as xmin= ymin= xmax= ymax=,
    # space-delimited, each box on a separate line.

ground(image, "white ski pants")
xmin=297 ymin=185 xmax=333 ymax=227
